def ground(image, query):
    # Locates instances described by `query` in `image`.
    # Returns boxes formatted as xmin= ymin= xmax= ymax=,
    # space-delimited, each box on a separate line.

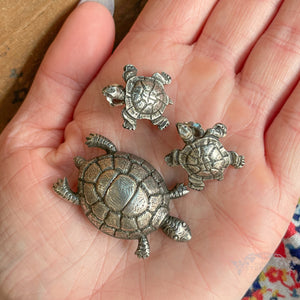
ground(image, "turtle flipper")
xmin=152 ymin=116 xmax=170 ymax=130
xmin=53 ymin=178 xmax=80 ymax=205
xmin=135 ymin=236 xmax=150 ymax=259
xmin=123 ymin=64 xmax=138 ymax=82
xmin=86 ymin=134 xmax=117 ymax=154
xmin=152 ymin=72 xmax=171 ymax=84
xmin=161 ymin=216 xmax=191 ymax=241
xmin=229 ymin=151 xmax=245 ymax=169
xmin=122 ymin=108 xmax=137 ymax=130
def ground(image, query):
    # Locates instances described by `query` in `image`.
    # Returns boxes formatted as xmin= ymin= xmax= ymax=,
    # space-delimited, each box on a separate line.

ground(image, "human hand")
xmin=0 ymin=1 xmax=299 ymax=299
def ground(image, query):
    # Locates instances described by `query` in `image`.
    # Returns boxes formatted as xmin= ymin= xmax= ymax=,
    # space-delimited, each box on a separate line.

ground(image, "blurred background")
xmin=0 ymin=0 xmax=147 ymax=132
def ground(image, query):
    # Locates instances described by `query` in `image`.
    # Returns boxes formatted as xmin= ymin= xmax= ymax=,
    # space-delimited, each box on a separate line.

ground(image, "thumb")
xmin=2 ymin=1 xmax=115 ymax=150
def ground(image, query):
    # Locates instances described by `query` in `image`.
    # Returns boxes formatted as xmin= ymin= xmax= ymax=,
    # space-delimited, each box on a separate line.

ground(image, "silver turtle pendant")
xmin=102 ymin=64 xmax=173 ymax=130
xmin=53 ymin=133 xmax=191 ymax=258
xmin=165 ymin=122 xmax=245 ymax=191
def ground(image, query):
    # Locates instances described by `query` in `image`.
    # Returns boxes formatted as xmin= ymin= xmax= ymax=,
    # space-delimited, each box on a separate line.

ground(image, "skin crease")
xmin=0 ymin=0 xmax=299 ymax=299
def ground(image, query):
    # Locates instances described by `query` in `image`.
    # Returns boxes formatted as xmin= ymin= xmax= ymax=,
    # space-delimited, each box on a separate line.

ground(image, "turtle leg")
xmin=165 ymin=149 xmax=180 ymax=167
xmin=53 ymin=178 xmax=80 ymax=205
xmin=229 ymin=151 xmax=245 ymax=168
xmin=122 ymin=108 xmax=137 ymax=130
xmin=123 ymin=64 xmax=138 ymax=82
xmin=152 ymin=116 xmax=170 ymax=130
xmin=85 ymin=133 xmax=117 ymax=154
xmin=188 ymin=175 xmax=205 ymax=191
xmin=161 ymin=216 xmax=191 ymax=241
xmin=152 ymin=72 xmax=172 ymax=84
xmin=135 ymin=235 xmax=150 ymax=259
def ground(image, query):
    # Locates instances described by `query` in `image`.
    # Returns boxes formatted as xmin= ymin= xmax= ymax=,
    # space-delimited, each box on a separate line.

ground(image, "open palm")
xmin=0 ymin=1 xmax=299 ymax=299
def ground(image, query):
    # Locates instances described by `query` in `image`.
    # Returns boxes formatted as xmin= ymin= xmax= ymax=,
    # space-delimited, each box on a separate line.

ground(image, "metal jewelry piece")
xmin=165 ymin=122 xmax=245 ymax=191
xmin=102 ymin=64 xmax=173 ymax=130
xmin=53 ymin=133 xmax=191 ymax=259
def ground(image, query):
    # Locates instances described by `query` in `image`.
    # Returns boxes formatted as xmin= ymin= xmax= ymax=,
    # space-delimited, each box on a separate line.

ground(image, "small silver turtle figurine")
xmin=102 ymin=64 xmax=173 ymax=130
xmin=165 ymin=122 xmax=245 ymax=191
xmin=53 ymin=133 xmax=191 ymax=258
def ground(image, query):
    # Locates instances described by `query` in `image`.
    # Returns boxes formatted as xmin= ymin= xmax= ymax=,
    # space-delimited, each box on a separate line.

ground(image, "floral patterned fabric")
xmin=243 ymin=201 xmax=300 ymax=299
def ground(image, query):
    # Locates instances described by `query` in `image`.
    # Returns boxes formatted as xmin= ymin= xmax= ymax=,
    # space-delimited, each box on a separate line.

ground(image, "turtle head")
xmin=161 ymin=216 xmax=192 ymax=242
xmin=176 ymin=122 xmax=204 ymax=144
xmin=173 ymin=221 xmax=192 ymax=241
xmin=211 ymin=123 xmax=227 ymax=138
xmin=102 ymin=84 xmax=125 ymax=106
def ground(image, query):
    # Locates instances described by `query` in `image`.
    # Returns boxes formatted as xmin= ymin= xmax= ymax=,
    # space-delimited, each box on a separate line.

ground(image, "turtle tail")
xmin=169 ymin=183 xmax=189 ymax=199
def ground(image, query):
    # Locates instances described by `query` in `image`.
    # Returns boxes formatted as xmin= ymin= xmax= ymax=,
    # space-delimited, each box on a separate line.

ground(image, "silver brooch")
xmin=165 ymin=122 xmax=245 ymax=190
xmin=53 ymin=133 xmax=191 ymax=258
xmin=103 ymin=64 xmax=173 ymax=130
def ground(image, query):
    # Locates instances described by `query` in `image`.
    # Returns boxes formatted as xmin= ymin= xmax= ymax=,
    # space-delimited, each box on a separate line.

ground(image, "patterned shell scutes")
xmin=180 ymin=136 xmax=231 ymax=179
xmin=78 ymin=153 xmax=170 ymax=240
xmin=125 ymin=76 xmax=168 ymax=120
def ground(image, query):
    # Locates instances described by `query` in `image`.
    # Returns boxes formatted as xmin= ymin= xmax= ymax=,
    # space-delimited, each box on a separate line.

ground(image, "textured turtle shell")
xmin=125 ymin=76 xmax=168 ymax=120
xmin=179 ymin=137 xmax=231 ymax=180
xmin=77 ymin=153 xmax=170 ymax=240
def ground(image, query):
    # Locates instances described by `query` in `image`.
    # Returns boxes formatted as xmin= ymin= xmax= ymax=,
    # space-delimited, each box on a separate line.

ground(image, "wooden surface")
xmin=0 ymin=0 xmax=147 ymax=132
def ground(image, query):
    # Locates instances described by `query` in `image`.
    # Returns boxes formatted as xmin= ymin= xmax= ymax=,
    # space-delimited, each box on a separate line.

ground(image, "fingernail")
xmin=78 ymin=0 xmax=115 ymax=16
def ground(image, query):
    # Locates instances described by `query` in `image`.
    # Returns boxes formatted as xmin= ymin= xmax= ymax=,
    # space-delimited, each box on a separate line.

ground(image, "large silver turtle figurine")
xmin=102 ymin=64 xmax=173 ymax=130
xmin=165 ymin=122 xmax=245 ymax=191
xmin=53 ymin=133 xmax=191 ymax=258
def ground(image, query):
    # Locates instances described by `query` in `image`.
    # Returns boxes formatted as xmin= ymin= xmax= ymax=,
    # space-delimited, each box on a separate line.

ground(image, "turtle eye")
xmin=173 ymin=235 xmax=179 ymax=241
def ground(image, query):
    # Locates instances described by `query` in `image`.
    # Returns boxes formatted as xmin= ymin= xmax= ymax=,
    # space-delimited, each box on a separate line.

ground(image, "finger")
xmin=5 ymin=2 xmax=115 ymax=148
xmin=131 ymin=0 xmax=218 ymax=44
xmin=195 ymin=0 xmax=282 ymax=71
xmin=265 ymin=79 xmax=300 ymax=202
xmin=239 ymin=0 xmax=300 ymax=124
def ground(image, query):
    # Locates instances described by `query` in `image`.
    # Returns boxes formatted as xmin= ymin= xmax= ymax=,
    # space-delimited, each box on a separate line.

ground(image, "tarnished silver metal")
xmin=165 ymin=122 xmax=245 ymax=191
xmin=102 ymin=64 xmax=173 ymax=130
xmin=53 ymin=133 xmax=191 ymax=258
